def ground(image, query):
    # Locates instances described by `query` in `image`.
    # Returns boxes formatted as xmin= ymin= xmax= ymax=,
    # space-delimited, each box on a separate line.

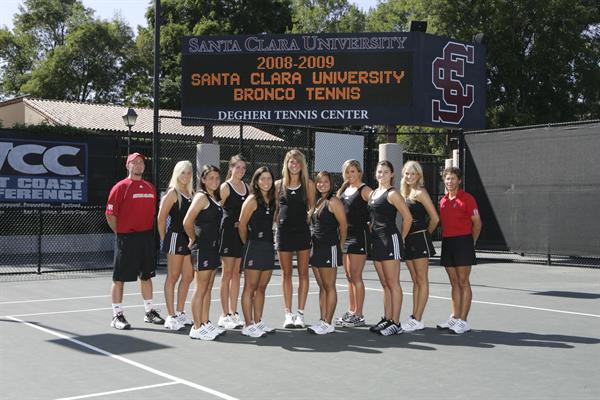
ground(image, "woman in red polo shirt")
xmin=437 ymin=167 xmax=482 ymax=334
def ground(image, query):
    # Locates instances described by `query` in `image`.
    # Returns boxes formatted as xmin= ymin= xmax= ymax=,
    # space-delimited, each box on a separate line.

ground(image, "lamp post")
xmin=121 ymin=107 xmax=137 ymax=154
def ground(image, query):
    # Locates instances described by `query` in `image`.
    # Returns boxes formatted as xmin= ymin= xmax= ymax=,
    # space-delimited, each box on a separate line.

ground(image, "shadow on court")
xmin=210 ymin=327 xmax=600 ymax=353
xmin=10 ymin=321 xmax=175 ymax=355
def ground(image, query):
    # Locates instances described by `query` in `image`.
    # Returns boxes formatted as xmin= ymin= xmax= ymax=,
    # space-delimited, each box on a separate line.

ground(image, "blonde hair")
xmin=336 ymin=159 xmax=362 ymax=197
xmin=281 ymin=149 xmax=309 ymax=201
xmin=167 ymin=160 xmax=194 ymax=209
xmin=400 ymin=160 xmax=425 ymax=200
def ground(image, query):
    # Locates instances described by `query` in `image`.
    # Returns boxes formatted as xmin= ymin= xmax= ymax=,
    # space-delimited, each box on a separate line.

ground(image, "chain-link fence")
xmin=2 ymin=119 xmax=598 ymax=280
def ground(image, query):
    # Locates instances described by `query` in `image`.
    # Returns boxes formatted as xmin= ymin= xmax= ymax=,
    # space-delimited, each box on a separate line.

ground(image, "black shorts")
xmin=113 ymin=230 xmax=156 ymax=282
xmin=191 ymin=244 xmax=221 ymax=270
xmin=161 ymin=230 xmax=191 ymax=255
xmin=276 ymin=227 xmax=311 ymax=252
xmin=370 ymin=232 xmax=403 ymax=262
xmin=241 ymin=240 xmax=277 ymax=270
xmin=310 ymin=244 xmax=342 ymax=268
xmin=344 ymin=228 xmax=369 ymax=254
xmin=219 ymin=224 xmax=243 ymax=258
xmin=441 ymin=234 xmax=476 ymax=267
xmin=404 ymin=231 xmax=436 ymax=261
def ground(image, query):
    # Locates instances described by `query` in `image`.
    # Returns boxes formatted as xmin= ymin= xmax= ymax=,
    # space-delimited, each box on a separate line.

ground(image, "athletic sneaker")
xmin=189 ymin=324 xmax=216 ymax=341
xmin=144 ymin=309 xmax=165 ymax=324
xmin=241 ymin=324 xmax=266 ymax=338
xmin=322 ymin=321 xmax=335 ymax=334
xmin=311 ymin=321 xmax=335 ymax=335
xmin=232 ymin=312 xmax=244 ymax=329
xmin=450 ymin=319 xmax=471 ymax=334
xmin=378 ymin=322 xmax=403 ymax=336
xmin=175 ymin=312 xmax=193 ymax=326
xmin=334 ymin=311 xmax=352 ymax=326
xmin=111 ymin=313 xmax=131 ymax=330
xmin=256 ymin=320 xmax=275 ymax=333
xmin=164 ymin=315 xmax=185 ymax=331
xmin=341 ymin=314 xmax=366 ymax=327
xmin=369 ymin=317 xmax=390 ymax=333
xmin=307 ymin=320 xmax=326 ymax=334
xmin=436 ymin=315 xmax=458 ymax=330
xmin=205 ymin=321 xmax=226 ymax=336
xmin=218 ymin=314 xmax=237 ymax=329
xmin=294 ymin=313 xmax=305 ymax=328
xmin=401 ymin=316 xmax=425 ymax=332
xmin=283 ymin=312 xmax=295 ymax=328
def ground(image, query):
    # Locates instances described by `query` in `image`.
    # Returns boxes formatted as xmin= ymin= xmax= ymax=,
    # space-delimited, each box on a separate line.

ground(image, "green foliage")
xmin=425 ymin=0 xmax=600 ymax=127
xmin=291 ymin=0 xmax=365 ymax=33
xmin=20 ymin=20 xmax=134 ymax=102
xmin=0 ymin=0 xmax=132 ymax=102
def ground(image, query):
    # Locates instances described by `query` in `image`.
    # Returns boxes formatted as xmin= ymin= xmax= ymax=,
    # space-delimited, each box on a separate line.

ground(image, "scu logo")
xmin=431 ymin=42 xmax=476 ymax=125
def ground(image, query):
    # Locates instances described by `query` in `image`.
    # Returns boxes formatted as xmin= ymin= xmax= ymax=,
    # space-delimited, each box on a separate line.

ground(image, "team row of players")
xmin=105 ymin=150 xmax=481 ymax=340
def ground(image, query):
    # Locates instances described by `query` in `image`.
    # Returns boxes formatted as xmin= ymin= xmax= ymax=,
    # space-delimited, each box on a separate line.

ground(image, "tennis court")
xmin=1 ymin=258 xmax=599 ymax=400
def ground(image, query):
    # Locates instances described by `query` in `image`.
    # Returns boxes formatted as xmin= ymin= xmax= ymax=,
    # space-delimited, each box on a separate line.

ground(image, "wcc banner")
xmin=0 ymin=138 xmax=87 ymax=203
xmin=181 ymin=32 xmax=485 ymax=128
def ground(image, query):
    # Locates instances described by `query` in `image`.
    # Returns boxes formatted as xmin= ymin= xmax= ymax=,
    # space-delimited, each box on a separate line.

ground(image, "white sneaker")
xmin=164 ymin=315 xmax=184 ymax=331
xmin=283 ymin=312 xmax=295 ymax=328
xmin=241 ymin=324 xmax=266 ymax=338
xmin=205 ymin=321 xmax=226 ymax=336
xmin=256 ymin=320 xmax=275 ymax=333
xmin=294 ymin=313 xmax=305 ymax=328
xmin=401 ymin=316 xmax=425 ymax=332
xmin=175 ymin=312 xmax=193 ymax=326
xmin=231 ymin=312 xmax=244 ymax=329
xmin=307 ymin=320 xmax=326 ymax=334
xmin=450 ymin=319 xmax=471 ymax=334
xmin=436 ymin=315 xmax=458 ymax=330
xmin=218 ymin=314 xmax=237 ymax=329
xmin=189 ymin=324 xmax=216 ymax=341
xmin=321 ymin=321 xmax=335 ymax=335
xmin=309 ymin=320 xmax=335 ymax=335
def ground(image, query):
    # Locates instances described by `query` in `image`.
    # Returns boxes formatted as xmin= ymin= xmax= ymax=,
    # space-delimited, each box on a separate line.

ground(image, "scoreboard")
xmin=181 ymin=33 xmax=486 ymax=128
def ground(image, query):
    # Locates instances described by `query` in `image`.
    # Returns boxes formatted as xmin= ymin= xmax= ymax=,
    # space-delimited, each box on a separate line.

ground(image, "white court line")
xmin=340 ymin=284 xmax=600 ymax=318
xmin=0 ymin=288 xmax=217 ymax=305
xmin=55 ymin=382 xmax=179 ymax=400
xmin=7 ymin=316 xmax=238 ymax=400
xmin=2 ymin=290 xmax=349 ymax=318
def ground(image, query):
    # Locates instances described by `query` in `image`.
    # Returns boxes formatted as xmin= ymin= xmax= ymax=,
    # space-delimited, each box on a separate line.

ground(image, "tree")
xmin=21 ymin=20 xmax=134 ymax=102
xmin=0 ymin=0 xmax=134 ymax=103
xmin=291 ymin=0 xmax=365 ymax=33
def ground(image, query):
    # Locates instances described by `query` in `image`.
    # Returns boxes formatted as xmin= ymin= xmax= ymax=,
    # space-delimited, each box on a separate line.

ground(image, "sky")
xmin=0 ymin=0 xmax=381 ymax=32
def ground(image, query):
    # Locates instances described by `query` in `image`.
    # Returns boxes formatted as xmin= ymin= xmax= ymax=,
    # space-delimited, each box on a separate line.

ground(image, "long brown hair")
xmin=281 ymin=149 xmax=309 ymax=201
xmin=250 ymin=166 xmax=276 ymax=211
xmin=225 ymin=154 xmax=247 ymax=180
xmin=377 ymin=160 xmax=395 ymax=186
xmin=199 ymin=164 xmax=221 ymax=201
xmin=312 ymin=171 xmax=332 ymax=220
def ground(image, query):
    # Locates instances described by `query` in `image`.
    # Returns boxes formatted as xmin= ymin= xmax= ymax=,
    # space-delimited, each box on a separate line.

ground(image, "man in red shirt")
xmin=437 ymin=167 xmax=482 ymax=334
xmin=106 ymin=153 xmax=164 ymax=329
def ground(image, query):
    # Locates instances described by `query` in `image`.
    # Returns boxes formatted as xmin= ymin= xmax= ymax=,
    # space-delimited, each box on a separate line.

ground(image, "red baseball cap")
xmin=126 ymin=152 xmax=145 ymax=166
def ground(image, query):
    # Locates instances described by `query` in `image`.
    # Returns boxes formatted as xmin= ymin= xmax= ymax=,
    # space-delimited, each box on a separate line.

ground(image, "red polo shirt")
xmin=439 ymin=189 xmax=479 ymax=238
xmin=106 ymin=178 xmax=156 ymax=233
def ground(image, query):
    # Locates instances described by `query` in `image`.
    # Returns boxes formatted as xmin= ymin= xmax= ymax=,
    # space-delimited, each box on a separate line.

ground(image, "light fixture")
xmin=122 ymin=107 xmax=137 ymax=154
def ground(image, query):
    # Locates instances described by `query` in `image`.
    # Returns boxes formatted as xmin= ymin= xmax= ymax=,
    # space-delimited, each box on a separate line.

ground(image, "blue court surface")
xmin=1 ymin=259 xmax=599 ymax=400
